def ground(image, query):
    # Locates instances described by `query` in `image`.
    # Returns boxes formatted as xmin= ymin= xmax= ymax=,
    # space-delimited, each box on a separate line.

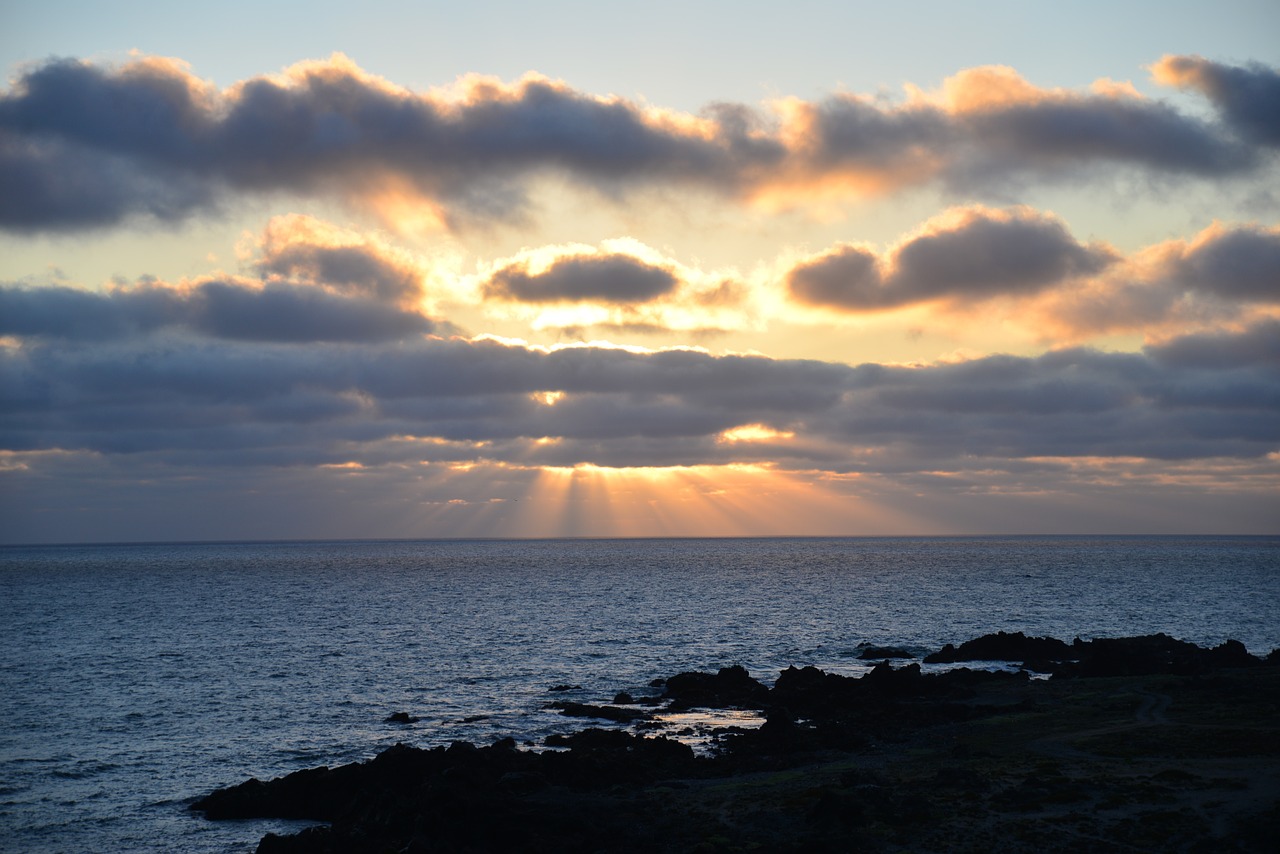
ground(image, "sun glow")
xmin=717 ymin=424 xmax=795 ymax=443
xmin=510 ymin=462 xmax=899 ymax=537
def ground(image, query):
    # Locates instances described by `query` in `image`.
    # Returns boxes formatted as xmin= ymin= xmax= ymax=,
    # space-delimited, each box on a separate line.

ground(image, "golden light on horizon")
xmin=510 ymin=462 xmax=903 ymax=537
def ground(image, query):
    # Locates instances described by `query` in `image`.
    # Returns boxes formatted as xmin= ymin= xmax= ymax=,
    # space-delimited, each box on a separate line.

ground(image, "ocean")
xmin=1 ymin=536 xmax=1277 ymax=852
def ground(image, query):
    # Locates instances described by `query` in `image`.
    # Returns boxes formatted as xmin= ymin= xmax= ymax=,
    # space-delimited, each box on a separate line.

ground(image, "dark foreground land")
xmin=193 ymin=634 xmax=1280 ymax=852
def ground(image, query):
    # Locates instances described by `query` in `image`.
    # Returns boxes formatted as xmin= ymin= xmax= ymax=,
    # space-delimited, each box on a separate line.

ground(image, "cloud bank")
xmin=2 ymin=54 xmax=1277 ymax=231
xmin=4 ymin=319 xmax=1276 ymax=473
xmin=2 ymin=50 xmax=1278 ymax=540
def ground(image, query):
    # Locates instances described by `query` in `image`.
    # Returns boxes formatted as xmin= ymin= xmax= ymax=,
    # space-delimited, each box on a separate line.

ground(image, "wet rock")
xmin=383 ymin=711 xmax=418 ymax=724
xmin=612 ymin=691 xmax=635 ymax=704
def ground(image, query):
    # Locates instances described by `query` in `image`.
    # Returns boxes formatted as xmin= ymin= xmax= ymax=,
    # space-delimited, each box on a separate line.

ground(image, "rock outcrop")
xmin=194 ymin=633 xmax=1277 ymax=853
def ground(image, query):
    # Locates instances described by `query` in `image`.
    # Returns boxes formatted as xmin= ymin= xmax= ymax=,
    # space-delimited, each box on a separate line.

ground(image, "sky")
xmin=1 ymin=1 xmax=1278 ymax=542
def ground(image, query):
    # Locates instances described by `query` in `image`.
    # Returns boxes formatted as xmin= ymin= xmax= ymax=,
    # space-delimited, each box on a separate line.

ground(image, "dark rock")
xmin=755 ymin=708 xmax=798 ymax=746
xmin=663 ymin=665 xmax=769 ymax=710
xmin=1210 ymin=639 xmax=1259 ymax=668
xmin=546 ymin=701 xmax=647 ymax=723
xmin=923 ymin=631 xmax=1073 ymax=664
xmin=770 ymin=665 xmax=861 ymax=714
xmin=858 ymin=645 xmax=915 ymax=660
xmin=545 ymin=728 xmax=634 ymax=750
xmin=864 ymin=660 xmax=923 ymax=695
xmin=613 ymin=691 xmax=635 ymax=704
xmin=497 ymin=770 xmax=547 ymax=794
xmin=548 ymin=684 xmax=581 ymax=692
xmin=195 ymin=634 xmax=1277 ymax=853
xmin=383 ymin=711 xmax=418 ymax=724
xmin=256 ymin=826 xmax=337 ymax=853
xmin=1055 ymin=633 xmax=1263 ymax=678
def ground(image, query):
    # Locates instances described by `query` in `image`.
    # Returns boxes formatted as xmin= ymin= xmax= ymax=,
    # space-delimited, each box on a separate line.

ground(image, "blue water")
xmin=1 ymin=536 xmax=1277 ymax=852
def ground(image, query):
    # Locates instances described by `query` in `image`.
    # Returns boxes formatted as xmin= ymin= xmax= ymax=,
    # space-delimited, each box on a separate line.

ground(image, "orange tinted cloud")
xmin=1151 ymin=54 xmax=1280 ymax=145
xmin=1033 ymin=222 xmax=1280 ymax=340
xmin=2 ymin=54 xmax=1272 ymax=233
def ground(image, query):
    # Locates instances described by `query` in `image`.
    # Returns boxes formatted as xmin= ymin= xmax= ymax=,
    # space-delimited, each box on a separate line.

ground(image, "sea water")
xmin=1 ymin=536 xmax=1277 ymax=852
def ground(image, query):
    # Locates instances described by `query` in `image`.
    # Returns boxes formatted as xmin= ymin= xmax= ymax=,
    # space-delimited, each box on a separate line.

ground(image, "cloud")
xmin=1152 ymin=55 xmax=1280 ymax=146
xmin=3 ymin=319 xmax=1276 ymax=473
xmin=1036 ymin=222 xmax=1280 ymax=339
xmin=483 ymin=252 xmax=679 ymax=304
xmin=0 ymin=278 xmax=439 ymax=343
xmin=255 ymin=214 xmax=427 ymax=304
xmin=787 ymin=206 xmax=1115 ymax=310
xmin=936 ymin=65 xmax=1251 ymax=182
xmin=1169 ymin=223 xmax=1280 ymax=302
xmin=1145 ymin=318 xmax=1280 ymax=370
xmin=0 ymin=55 xmax=741 ymax=231
xmin=785 ymin=244 xmax=884 ymax=309
xmin=2 ymin=54 xmax=1276 ymax=232
xmin=0 ymin=215 xmax=446 ymax=343
xmin=467 ymin=241 xmax=756 ymax=336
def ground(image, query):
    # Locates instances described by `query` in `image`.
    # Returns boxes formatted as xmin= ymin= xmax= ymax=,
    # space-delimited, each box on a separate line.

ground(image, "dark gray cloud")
xmin=786 ymin=245 xmax=883 ymax=309
xmin=3 ymin=321 xmax=1276 ymax=473
xmin=256 ymin=241 xmax=423 ymax=303
xmin=1 ymin=55 xmax=1276 ymax=232
xmin=1146 ymin=318 xmax=1280 ymax=370
xmin=787 ymin=208 xmax=1115 ymax=310
xmin=0 ymin=131 xmax=215 ymax=231
xmin=483 ymin=253 xmax=679 ymax=303
xmin=1154 ymin=55 xmax=1280 ymax=147
xmin=795 ymin=96 xmax=952 ymax=174
xmin=1172 ymin=226 xmax=1280 ymax=302
xmin=951 ymin=95 xmax=1247 ymax=184
xmin=0 ymin=57 xmax=739 ymax=231
xmin=891 ymin=212 xmax=1115 ymax=299
xmin=0 ymin=279 xmax=438 ymax=343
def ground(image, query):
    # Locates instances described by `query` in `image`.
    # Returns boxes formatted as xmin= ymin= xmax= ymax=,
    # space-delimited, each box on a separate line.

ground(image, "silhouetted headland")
xmin=192 ymin=633 xmax=1280 ymax=852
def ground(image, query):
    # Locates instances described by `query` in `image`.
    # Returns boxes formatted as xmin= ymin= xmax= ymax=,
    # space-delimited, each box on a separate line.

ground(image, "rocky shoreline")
xmin=192 ymin=633 xmax=1280 ymax=852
